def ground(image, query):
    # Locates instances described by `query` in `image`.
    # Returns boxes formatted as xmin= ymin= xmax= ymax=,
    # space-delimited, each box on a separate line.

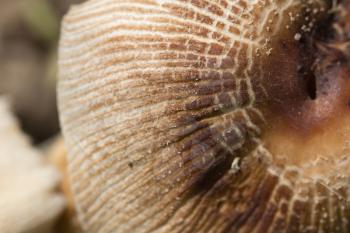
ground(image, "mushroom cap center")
xmin=260 ymin=1 xmax=350 ymax=175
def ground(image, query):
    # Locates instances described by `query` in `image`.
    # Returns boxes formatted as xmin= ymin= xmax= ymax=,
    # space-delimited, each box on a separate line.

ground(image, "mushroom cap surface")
xmin=58 ymin=0 xmax=350 ymax=232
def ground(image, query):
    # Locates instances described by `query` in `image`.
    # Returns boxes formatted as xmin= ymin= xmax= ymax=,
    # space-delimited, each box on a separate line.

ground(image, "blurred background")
xmin=0 ymin=1 xmax=88 ymax=232
xmin=0 ymin=0 xmax=84 ymax=144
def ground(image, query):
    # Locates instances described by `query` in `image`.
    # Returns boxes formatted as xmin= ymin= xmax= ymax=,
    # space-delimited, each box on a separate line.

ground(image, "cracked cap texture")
xmin=58 ymin=0 xmax=350 ymax=232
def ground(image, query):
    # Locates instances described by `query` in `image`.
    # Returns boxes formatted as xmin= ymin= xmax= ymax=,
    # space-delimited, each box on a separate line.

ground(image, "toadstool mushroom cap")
xmin=58 ymin=0 xmax=350 ymax=232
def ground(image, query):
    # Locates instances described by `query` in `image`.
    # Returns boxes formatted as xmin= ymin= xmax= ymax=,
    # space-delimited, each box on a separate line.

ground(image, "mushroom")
xmin=57 ymin=0 xmax=350 ymax=232
xmin=0 ymin=98 xmax=65 ymax=233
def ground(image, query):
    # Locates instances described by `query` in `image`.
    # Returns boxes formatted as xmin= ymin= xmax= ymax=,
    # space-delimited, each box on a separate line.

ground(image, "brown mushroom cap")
xmin=58 ymin=0 xmax=350 ymax=232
